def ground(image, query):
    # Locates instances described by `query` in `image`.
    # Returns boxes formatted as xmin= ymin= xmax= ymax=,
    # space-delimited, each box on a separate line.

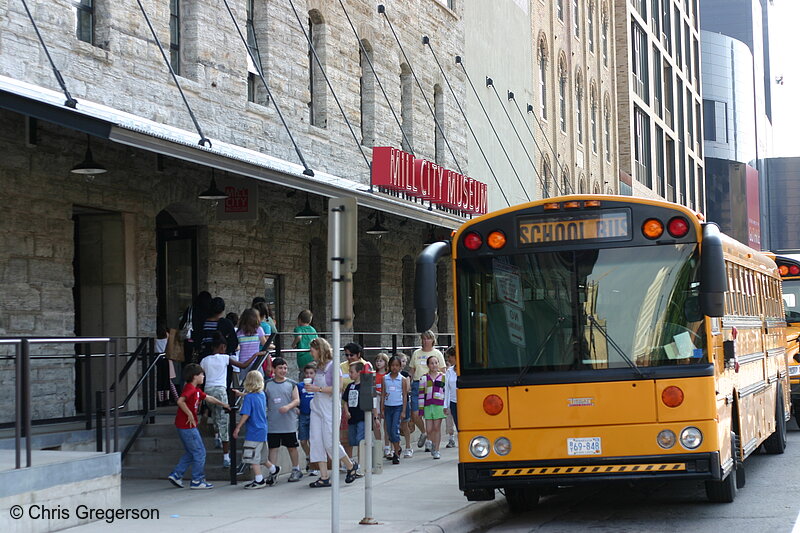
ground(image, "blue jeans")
xmin=348 ymin=420 xmax=365 ymax=447
xmin=171 ymin=427 xmax=206 ymax=482
xmin=385 ymin=405 xmax=402 ymax=443
xmin=410 ymin=380 xmax=420 ymax=413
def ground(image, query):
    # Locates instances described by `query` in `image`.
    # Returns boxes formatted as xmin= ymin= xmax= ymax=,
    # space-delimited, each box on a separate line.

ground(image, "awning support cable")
xmin=510 ymin=95 xmax=574 ymax=194
xmin=286 ymin=0 xmax=370 ymax=176
xmin=456 ymin=57 xmax=530 ymax=201
xmin=378 ymin=5 xmax=463 ymax=175
xmin=338 ymin=0 xmax=415 ymax=157
xmin=423 ymin=38 xmax=509 ymax=207
xmin=222 ymin=0 xmax=314 ymax=175
xmin=19 ymin=0 xmax=77 ymax=108
xmin=487 ymin=80 xmax=552 ymax=197
xmin=134 ymin=0 xmax=210 ymax=147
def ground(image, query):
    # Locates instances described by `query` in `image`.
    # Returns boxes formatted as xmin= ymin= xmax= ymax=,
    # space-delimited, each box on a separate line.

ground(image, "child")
xmin=372 ymin=353 xmax=390 ymax=458
xmin=292 ymin=309 xmax=318 ymax=372
xmin=443 ymin=346 xmax=458 ymax=448
xmin=266 ymin=357 xmax=303 ymax=482
xmin=418 ymin=355 xmax=446 ymax=459
xmin=297 ymin=363 xmax=318 ymax=475
xmin=236 ymin=309 xmax=270 ymax=385
xmin=233 ymin=371 xmax=280 ymax=489
xmin=381 ymin=355 xmax=408 ymax=465
xmin=200 ymin=331 xmax=261 ymax=467
xmin=399 ymin=353 xmax=414 ymax=457
xmin=342 ymin=362 xmax=366 ymax=465
xmin=167 ymin=364 xmax=229 ymax=489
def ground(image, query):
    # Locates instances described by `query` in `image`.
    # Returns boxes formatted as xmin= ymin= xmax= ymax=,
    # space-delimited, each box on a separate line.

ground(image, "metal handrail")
xmin=115 ymin=353 xmax=163 ymax=411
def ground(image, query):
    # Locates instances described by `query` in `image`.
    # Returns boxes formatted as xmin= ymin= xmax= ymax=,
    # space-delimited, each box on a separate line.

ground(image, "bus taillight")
xmin=790 ymin=265 xmax=800 ymax=276
xmin=464 ymin=232 xmax=483 ymax=250
xmin=483 ymin=394 xmax=504 ymax=415
xmin=487 ymin=231 xmax=506 ymax=249
xmin=667 ymin=216 xmax=690 ymax=238
xmin=661 ymin=386 xmax=684 ymax=408
xmin=642 ymin=218 xmax=664 ymax=240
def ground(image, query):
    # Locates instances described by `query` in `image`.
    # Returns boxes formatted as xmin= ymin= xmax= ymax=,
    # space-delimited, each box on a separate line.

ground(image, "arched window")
xmin=559 ymin=57 xmax=568 ymax=133
xmin=594 ymin=182 xmax=601 ymax=194
xmin=308 ymin=10 xmax=327 ymax=127
xmin=573 ymin=0 xmax=580 ymax=38
xmin=360 ymin=39 xmax=375 ymax=146
xmin=538 ymin=38 xmax=548 ymax=120
xmin=543 ymin=156 xmax=552 ymax=198
xmin=561 ymin=169 xmax=571 ymax=195
xmin=575 ymin=73 xmax=584 ymax=144
xmin=601 ymin=3 xmax=609 ymax=67
xmin=434 ymin=84 xmax=445 ymax=165
xmin=557 ymin=0 xmax=564 ymax=20
xmin=400 ymin=63 xmax=413 ymax=152
xmin=590 ymin=84 xmax=598 ymax=153
xmin=588 ymin=1 xmax=595 ymax=53
xmin=603 ymin=95 xmax=612 ymax=162
xmin=579 ymin=177 xmax=586 ymax=194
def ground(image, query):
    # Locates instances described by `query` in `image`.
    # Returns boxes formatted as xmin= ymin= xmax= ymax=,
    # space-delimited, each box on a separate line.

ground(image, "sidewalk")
xmin=62 ymin=443 xmax=501 ymax=532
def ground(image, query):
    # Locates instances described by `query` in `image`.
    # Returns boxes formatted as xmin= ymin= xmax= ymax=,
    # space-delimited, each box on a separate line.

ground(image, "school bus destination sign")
xmin=371 ymin=146 xmax=488 ymax=215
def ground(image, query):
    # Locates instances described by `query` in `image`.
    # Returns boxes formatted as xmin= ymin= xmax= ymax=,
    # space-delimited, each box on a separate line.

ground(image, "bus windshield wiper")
xmin=513 ymin=315 xmax=566 ymax=385
xmin=586 ymin=314 xmax=645 ymax=379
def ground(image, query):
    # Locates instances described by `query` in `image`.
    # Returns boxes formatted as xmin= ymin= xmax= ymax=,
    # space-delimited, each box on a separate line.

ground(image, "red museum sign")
xmin=371 ymin=146 xmax=488 ymax=215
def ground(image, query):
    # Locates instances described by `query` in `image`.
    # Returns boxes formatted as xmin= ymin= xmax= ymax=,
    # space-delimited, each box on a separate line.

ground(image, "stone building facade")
xmin=614 ymin=0 xmax=705 ymax=209
xmin=0 ymin=0 xmax=473 ymax=422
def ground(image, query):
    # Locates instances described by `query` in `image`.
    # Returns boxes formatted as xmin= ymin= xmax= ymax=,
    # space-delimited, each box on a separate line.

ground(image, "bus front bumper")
xmin=459 ymin=452 xmax=721 ymax=492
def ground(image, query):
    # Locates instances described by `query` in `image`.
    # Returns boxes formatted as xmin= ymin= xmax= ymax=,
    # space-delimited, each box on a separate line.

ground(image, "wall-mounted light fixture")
xmin=70 ymin=135 xmax=107 ymax=175
xmin=294 ymin=192 xmax=320 ymax=221
xmin=366 ymin=212 xmax=389 ymax=235
xmin=198 ymin=169 xmax=228 ymax=201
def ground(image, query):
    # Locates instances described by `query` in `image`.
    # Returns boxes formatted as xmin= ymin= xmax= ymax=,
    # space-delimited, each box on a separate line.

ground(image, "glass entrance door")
xmin=157 ymin=226 xmax=197 ymax=330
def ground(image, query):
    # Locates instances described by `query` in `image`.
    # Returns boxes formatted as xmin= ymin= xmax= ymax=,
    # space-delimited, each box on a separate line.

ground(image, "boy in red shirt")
xmin=168 ymin=363 xmax=229 ymax=489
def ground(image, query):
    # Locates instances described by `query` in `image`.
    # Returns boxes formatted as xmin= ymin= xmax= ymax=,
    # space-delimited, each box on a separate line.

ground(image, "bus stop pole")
xmin=331 ymin=206 xmax=342 ymax=533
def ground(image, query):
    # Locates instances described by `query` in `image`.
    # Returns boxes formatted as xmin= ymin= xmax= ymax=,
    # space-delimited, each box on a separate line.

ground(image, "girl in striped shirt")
xmin=236 ymin=309 xmax=271 ymax=381
xmin=418 ymin=355 xmax=446 ymax=459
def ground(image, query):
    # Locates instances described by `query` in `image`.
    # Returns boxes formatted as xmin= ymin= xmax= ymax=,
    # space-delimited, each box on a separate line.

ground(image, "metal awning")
xmin=0 ymin=76 xmax=466 ymax=229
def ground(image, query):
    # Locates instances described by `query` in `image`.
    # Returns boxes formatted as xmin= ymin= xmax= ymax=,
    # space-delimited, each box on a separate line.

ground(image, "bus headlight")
xmin=494 ymin=437 xmax=512 ymax=456
xmin=680 ymin=426 xmax=703 ymax=449
xmin=470 ymin=436 xmax=491 ymax=459
xmin=656 ymin=429 xmax=676 ymax=449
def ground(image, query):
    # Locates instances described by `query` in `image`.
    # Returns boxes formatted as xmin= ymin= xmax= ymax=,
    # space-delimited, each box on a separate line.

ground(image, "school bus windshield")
xmin=782 ymin=279 xmax=800 ymax=324
xmin=456 ymin=243 xmax=706 ymax=375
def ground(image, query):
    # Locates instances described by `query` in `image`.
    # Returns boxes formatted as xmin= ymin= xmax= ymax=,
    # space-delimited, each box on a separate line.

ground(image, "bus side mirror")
xmin=414 ymin=241 xmax=451 ymax=333
xmin=699 ymin=223 xmax=726 ymax=318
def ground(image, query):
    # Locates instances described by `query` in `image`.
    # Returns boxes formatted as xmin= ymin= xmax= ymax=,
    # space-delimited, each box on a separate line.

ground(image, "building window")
xmin=434 ymin=84 xmax=445 ymax=165
xmin=573 ymin=0 xmax=580 ymax=37
xmin=246 ymin=0 xmax=267 ymax=105
xmin=633 ymin=105 xmax=651 ymax=187
xmin=604 ymin=101 xmax=611 ymax=162
xmin=400 ymin=63 xmax=413 ymax=152
xmin=538 ymin=43 xmax=548 ymax=120
xmin=653 ymin=46 xmax=663 ymax=116
xmin=543 ymin=157 xmax=552 ymax=198
xmin=588 ymin=2 xmax=595 ymax=52
xmin=308 ymin=12 xmax=327 ymax=128
xmin=631 ymin=20 xmax=649 ymax=103
xmin=702 ymin=99 xmax=728 ymax=143
xmin=590 ymin=89 xmax=598 ymax=153
xmin=601 ymin=7 xmax=608 ymax=66
xmin=169 ymin=0 xmax=180 ymax=75
xmin=655 ymin=126 xmax=665 ymax=196
xmin=559 ymin=67 xmax=567 ymax=133
xmin=576 ymin=76 xmax=584 ymax=144
xmin=562 ymin=170 xmax=570 ymax=194
xmin=651 ymin=0 xmax=660 ymax=34
xmin=74 ymin=0 xmax=94 ymax=44
xmin=360 ymin=40 xmax=376 ymax=146
xmin=557 ymin=0 xmax=564 ymax=21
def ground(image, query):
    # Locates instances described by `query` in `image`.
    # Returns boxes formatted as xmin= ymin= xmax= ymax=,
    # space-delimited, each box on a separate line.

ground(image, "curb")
xmin=411 ymin=498 xmax=508 ymax=533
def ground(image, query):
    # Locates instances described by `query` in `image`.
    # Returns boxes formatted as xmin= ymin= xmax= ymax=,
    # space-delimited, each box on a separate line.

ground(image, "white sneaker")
xmin=383 ymin=445 xmax=392 ymax=458
xmin=417 ymin=433 xmax=428 ymax=448
xmin=446 ymin=436 xmax=456 ymax=448
xmin=424 ymin=440 xmax=432 ymax=452
xmin=403 ymin=448 xmax=413 ymax=458
xmin=432 ymin=451 xmax=441 ymax=460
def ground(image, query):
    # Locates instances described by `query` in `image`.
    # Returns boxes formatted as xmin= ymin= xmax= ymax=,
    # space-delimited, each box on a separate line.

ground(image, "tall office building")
xmin=699 ymin=0 xmax=774 ymax=250
xmin=614 ymin=0 xmax=705 ymax=211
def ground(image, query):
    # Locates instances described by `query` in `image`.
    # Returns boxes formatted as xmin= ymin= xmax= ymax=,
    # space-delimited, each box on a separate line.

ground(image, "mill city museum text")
xmin=371 ymin=146 xmax=488 ymax=215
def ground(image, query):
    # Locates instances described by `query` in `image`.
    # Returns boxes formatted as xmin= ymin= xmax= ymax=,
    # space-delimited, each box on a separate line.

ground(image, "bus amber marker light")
xmin=483 ymin=394 xmax=504 ymax=415
xmin=487 ymin=230 xmax=507 ymax=249
xmin=667 ymin=217 xmax=690 ymax=238
xmin=464 ymin=231 xmax=483 ymax=250
xmin=661 ymin=386 xmax=684 ymax=408
xmin=779 ymin=265 xmax=789 ymax=276
xmin=642 ymin=219 xmax=664 ymax=239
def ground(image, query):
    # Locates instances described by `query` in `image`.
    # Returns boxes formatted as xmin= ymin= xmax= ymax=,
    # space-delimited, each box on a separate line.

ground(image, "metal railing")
xmin=0 ymin=336 xmax=158 ymax=468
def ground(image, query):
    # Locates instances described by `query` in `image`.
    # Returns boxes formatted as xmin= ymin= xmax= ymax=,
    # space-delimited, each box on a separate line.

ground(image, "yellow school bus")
xmin=415 ymin=196 xmax=789 ymax=510
xmin=768 ymin=254 xmax=800 ymax=418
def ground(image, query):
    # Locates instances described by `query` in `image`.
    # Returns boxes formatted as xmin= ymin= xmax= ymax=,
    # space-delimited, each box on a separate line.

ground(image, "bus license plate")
xmin=567 ymin=437 xmax=602 ymax=456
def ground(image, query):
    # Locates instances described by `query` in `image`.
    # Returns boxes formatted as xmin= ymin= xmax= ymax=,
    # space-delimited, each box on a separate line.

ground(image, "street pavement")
xmin=63 ymin=442 xmax=485 ymax=533
xmin=480 ymin=425 xmax=800 ymax=533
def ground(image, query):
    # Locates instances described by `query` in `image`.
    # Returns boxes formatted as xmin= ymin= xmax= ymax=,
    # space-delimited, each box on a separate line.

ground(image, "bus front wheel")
xmin=764 ymin=385 xmax=787 ymax=454
xmin=505 ymin=487 xmax=540 ymax=513
xmin=705 ymin=432 xmax=738 ymax=503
